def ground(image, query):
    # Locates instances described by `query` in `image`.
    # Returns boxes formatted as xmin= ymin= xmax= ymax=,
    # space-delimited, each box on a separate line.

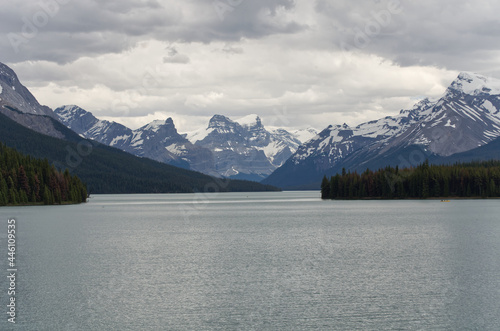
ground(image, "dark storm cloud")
xmin=2 ymin=0 xmax=499 ymax=72
xmin=318 ymin=0 xmax=500 ymax=73
xmin=0 ymin=0 xmax=304 ymax=64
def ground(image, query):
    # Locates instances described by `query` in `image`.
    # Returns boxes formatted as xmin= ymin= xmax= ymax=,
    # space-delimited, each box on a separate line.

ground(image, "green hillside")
xmin=0 ymin=112 xmax=280 ymax=194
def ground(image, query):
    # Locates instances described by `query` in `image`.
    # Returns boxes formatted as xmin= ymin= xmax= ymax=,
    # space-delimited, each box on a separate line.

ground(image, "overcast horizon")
xmin=2 ymin=0 xmax=500 ymax=133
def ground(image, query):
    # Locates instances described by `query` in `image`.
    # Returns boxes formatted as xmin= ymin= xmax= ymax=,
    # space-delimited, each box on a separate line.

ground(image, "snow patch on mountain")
xmin=288 ymin=128 xmax=318 ymax=143
xmin=451 ymin=72 xmax=500 ymax=96
xmin=141 ymin=119 xmax=169 ymax=133
xmin=238 ymin=114 xmax=261 ymax=127
xmin=56 ymin=105 xmax=83 ymax=122
xmin=444 ymin=119 xmax=456 ymax=128
xmin=165 ymin=144 xmax=186 ymax=156
xmin=110 ymin=135 xmax=131 ymax=146
xmin=185 ymin=127 xmax=215 ymax=143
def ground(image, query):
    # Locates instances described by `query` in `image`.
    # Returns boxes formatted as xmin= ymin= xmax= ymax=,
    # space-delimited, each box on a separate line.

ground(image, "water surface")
xmin=1 ymin=192 xmax=499 ymax=330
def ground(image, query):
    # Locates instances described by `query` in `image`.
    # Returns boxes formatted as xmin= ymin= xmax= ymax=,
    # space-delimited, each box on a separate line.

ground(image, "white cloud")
xmin=2 ymin=0 xmax=499 ymax=133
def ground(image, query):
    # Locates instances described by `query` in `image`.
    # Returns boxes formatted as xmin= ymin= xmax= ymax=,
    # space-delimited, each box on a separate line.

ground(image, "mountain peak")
xmin=54 ymin=105 xmax=88 ymax=117
xmin=54 ymin=105 xmax=102 ymax=135
xmin=448 ymin=72 xmax=500 ymax=96
xmin=208 ymin=114 xmax=234 ymax=128
xmin=238 ymin=114 xmax=262 ymax=128
xmin=55 ymin=105 xmax=94 ymax=123
xmin=141 ymin=118 xmax=175 ymax=132
xmin=0 ymin=62 xmax=18 ymax=84
xmin=0 ymin=62 xmax=54 ymax=117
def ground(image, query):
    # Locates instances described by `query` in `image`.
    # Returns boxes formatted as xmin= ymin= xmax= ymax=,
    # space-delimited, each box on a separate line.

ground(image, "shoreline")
xmin=0 ymin=201 xmax=87 ymax=208
xmin=322 ymin=196 xmax=500 ymax=201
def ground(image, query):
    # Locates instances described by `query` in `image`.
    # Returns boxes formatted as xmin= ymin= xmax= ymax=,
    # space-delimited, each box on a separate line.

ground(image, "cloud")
xmin=1 ymin=0 xmax=500 ymax=133
xmin=319 ymin=0 xmax=500 ymax=72
xmin=0 ymin=0 xmax=305 ymax=64
xmin=163 ymin=46 xmax=190 ymax=64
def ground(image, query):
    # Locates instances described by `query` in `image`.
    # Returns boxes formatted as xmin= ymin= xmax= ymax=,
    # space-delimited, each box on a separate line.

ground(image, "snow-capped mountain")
xmin=288 ymin=128 xmax=318 ymax=144
xmin=264 ymin=72 xmax=500 ymax=189
xmin=55 ymin=107 xmax=316 ymax=180
xmin=55 ymin=105 xmax=131 ymax=143
xmin=186 ymin=114 xmax=316 ymax=180
xmin=55 ymin=105 xmax=215 ymax=172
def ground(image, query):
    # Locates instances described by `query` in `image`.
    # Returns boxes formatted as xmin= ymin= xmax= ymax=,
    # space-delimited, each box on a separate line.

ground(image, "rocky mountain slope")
xmin=186 ymin=114 xmax=316 ymax=180
xmin=55 ymin=105 xmax=213 ymax=171
xmin=56 ymin=106 xmax=317 ymax=181
xmin=263 ymin=72 xmax=500 ymax=189
xmin=0 ymin=62 xmax=71 ymax=139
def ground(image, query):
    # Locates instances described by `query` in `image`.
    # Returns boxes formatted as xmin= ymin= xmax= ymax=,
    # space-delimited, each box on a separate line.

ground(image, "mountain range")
xmin=263 ymin=72 xmax=500 ymax=189
xmin=2 ymin=59 xmax=500 ymax=191
xmin=54 ymin=106 xmax=317 ymax=181
xmin=0 ymin=62 xmax=278 ymax=193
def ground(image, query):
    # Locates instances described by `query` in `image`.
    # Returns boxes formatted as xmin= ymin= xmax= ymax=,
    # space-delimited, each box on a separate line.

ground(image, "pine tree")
xmin=55 ymin=188 xmax=62 ymax=205
xmin=19 ymin=190 xmax=28 ymax=204
xmin=489 ymin=179 xmax=496 ymax=197
xmin=9 ymin=188 xmax=18 ymax=205
xmin=43 ymin=186 xmax=51 ymax=205
xmin=0 ymin=177 xmax=7 ymax=200
xmin=443 ymin=178 xmax=450 ymax=197
xmin=0 ymin=191 xmax=6 ymax=206
xmin=18 ymin=165 xmax=30 ymax=195
xmin=321 ymin=176 xmax=330 ymax=199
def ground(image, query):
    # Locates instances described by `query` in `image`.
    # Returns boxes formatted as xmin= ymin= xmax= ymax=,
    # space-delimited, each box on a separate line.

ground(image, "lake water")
xmin=0 ymin=191 xmax=499 ymax=330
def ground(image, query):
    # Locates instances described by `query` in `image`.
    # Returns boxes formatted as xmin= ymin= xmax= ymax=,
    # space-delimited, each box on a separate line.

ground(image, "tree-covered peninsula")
xmin=0 ymin=143 xmax=87 ymax=206
xmin=321 ymin=160 xmax=500 ymax=200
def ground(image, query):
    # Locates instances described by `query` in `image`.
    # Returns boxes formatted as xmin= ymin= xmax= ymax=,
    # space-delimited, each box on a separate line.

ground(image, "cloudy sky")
xmin=1 ymin=0 xmax=500 ymax=133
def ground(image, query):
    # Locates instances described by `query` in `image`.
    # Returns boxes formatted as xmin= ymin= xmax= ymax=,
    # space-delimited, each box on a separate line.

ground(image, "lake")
xmin=1 ymin=191 xmax=499 ymax=330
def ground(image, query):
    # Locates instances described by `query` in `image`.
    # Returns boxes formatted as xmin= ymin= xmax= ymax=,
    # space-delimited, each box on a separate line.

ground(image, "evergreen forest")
xmin=0 ymin=143 xmax=87 ymax=206
xmin=321 ymin=160 xmax=500 ymax=200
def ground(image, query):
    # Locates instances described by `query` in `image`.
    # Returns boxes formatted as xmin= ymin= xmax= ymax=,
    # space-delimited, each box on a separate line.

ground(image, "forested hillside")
xmin=0 ymin=143 xmax=87 ymax=206
xmin=321 ymin=160 xmax=500 ymax=200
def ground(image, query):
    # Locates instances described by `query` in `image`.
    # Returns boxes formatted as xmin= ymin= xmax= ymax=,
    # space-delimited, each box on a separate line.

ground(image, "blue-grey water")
xmin=0 ymin=191 xmax=499 ymax=330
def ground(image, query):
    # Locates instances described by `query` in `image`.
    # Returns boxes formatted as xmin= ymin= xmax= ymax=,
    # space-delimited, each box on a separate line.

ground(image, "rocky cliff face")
xmin=0 ymin=62 xmax=69 ymax=139
xmin=186 ymin=114 xmax=313 ymax=181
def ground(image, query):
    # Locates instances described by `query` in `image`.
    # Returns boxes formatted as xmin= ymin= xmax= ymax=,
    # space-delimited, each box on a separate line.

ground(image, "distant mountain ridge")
xmin=4 ymin=60 xmax=498 ymax=191
xmin=55 ymin=105 xmax=211 ymax=170
xmin=263 ymin=72 xmax=500 ymax=189
xmin=0 ymin=61 xmax=279 ymax=193
xmin=55 ymin=106 xmax=317 ymax=181
xmin=0 ymin=111 xmax=279 ymax=193
xmin=185 ymin=113 xmax=315 ymax=180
